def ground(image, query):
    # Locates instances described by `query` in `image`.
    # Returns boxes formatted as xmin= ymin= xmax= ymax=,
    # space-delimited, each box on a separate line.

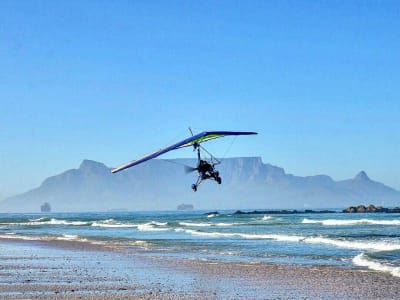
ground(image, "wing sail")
xmin=111 ymin=131 xmax=257 ymax=173
xmin=177 ymin=131 xmax=257 ymax=148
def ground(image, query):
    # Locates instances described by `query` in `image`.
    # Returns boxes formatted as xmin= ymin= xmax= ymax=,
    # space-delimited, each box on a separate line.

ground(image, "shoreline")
xmin=1 ymin=237 xmax=400 ymax=299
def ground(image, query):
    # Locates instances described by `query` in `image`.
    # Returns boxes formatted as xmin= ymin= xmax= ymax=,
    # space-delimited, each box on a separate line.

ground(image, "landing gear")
xmin=192 ymin=173 xmax=221 ymax=191
xmin=214 ymin=171 xmax=222 ymax=184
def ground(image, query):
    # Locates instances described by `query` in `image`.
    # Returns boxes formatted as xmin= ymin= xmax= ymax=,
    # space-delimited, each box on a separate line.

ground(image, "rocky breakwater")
xmin=343 ymin=204 xmax=400 ymax=213
xmin=232 ymin=209 xmax=336 ymax=215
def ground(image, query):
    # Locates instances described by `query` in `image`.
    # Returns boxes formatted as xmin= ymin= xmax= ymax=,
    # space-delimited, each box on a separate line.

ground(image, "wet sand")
xmin=1 ymin=238 xmax=400 ymax=299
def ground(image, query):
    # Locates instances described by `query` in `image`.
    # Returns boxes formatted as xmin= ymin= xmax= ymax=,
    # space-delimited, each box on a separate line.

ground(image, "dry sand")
xmin=1 ymin=238 xmax=400 ymax=299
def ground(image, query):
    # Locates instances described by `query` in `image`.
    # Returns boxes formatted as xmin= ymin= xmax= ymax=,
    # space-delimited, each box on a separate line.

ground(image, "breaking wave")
xmin=0 ymin=233 xmax=88 ymax=243
xmin=304 ymin=237 xmax=400 ymax=252
xmin=353 ymin=253 xmax=400 ymax=277
xmin=302 ymin=218 xmax=400 ymax=226
xmin=56 ymin=234 xmax=88 ymax=242
xmin=1 ymin=218 xmax=89 ymax=226
xmin=176 ymin=229 xmax=306 ymax=242
xmin=179 ymin=222 xmax=211 ymax=227
xmin=29 ymin=217 xmax=49 ymax=222
xmin=0 ymin=233 xmax=42 ymax=241
xmin=176 ymin=229 xmax=400 ymax=251
xmin=179 ymin=222 xmax=236 ymax=227
xmin=137 ymin=221 xmax=169 ymax=232
xmin=25 ymin=218 xmax=89 ymax=226
xmin=206 ymin=213 xmax=218 ymax=218
xmin=91 ymin=220 xmax=169 ymax=231
xmin=3 ymin=217 xmax=172 ymax=229
xmin=91 ymin=219 xmax=138 ymax=228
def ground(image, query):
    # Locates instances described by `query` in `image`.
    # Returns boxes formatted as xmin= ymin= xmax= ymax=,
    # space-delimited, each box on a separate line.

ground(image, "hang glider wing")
xmin=111 ymin=131 xmax=257 ymax=173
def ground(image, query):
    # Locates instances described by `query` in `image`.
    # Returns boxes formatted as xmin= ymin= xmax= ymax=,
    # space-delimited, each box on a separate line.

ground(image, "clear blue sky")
xmin=1 ymin=1 xmax=399 ymax=199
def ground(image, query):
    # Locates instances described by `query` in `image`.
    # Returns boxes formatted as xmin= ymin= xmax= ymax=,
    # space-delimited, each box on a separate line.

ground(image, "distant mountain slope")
xmin=1 ymin=158 xmax=399 ymax=212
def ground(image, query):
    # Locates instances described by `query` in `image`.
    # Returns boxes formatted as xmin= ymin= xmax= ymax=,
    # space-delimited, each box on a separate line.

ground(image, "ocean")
xmin=1 ymin=210 xmax=399 ymax=277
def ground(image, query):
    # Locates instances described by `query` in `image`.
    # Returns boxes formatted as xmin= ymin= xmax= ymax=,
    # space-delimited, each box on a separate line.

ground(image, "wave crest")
xmin=176 ymin=229 xmax=400 ymax=251
xmin=353 ymin=253 xmax=400 ymax=277
xmin=302 ymin=218 xmax=400 ymax=226
xmin=91 ymin=219 xmax=138 ymax=228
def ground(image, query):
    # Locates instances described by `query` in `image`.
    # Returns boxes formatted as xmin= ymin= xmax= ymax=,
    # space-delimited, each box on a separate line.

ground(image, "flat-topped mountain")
xmin=1 ymin=158 xmax=399 ymax=212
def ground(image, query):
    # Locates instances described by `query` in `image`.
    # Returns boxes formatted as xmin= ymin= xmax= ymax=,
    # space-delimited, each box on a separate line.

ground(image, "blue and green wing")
xmin=111 ymin=131 xmax=257 ymax=173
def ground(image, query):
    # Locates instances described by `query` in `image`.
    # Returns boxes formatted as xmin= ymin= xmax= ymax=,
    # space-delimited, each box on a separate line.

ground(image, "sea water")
xmin=1 ymin=210 xmax=399 ymax=277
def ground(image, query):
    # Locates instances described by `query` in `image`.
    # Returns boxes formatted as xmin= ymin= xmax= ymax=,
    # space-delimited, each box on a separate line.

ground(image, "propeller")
xmin=184 ymin=165 xmax=198 ymax=174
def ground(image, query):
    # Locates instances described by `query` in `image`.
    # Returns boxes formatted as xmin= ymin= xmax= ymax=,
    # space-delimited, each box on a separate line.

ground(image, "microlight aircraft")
xmin=111 ymin=130 xmax=257 ymax=191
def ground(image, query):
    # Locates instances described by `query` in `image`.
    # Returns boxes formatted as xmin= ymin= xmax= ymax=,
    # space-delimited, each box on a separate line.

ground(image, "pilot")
xmin=197 ymin=160 xmax=213 ymax=179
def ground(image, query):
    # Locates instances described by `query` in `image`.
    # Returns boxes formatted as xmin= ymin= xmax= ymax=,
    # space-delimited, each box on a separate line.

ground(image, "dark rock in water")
xmin=234 ymin=209 xmax=336 ymax=215
xmin=233 ymin=209 xmax=299 ymax=215
xmin=343 ymin=204 xmax=400 ymax=213
xmin=343 ymin=206 xmax=357 ymax=213
xmin=40 ymin=202 xmax=51 ymax=213
xmin=305 ymin=209 xmax=336 ymax=213
xmin=177 ymin=204 xmax=194 ymax=210
xmin=356 ymin=205 xmax=367 ymax=213
xmin=388 ymin=207 xmax=400 ymax=213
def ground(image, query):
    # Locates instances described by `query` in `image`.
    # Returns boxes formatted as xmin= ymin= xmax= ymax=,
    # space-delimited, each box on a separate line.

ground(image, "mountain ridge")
xmin=1 ymin=157 xmax=399 ymax=212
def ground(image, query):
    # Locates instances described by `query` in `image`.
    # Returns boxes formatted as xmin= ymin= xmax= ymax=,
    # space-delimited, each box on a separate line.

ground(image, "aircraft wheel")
xmin=217 ymin=177 xmax=222 ymax=184
xmin=191 ymin=184 xmax=197 ymax=192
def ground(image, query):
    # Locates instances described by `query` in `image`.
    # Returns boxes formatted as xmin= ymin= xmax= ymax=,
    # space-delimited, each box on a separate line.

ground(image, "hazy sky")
xmin=1 ymin=1 xmax=399 ymax=199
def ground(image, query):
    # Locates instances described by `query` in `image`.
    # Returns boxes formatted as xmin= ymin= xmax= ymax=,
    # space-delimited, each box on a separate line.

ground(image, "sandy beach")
xmin=1 ymin=238 xmax=399 ymax=299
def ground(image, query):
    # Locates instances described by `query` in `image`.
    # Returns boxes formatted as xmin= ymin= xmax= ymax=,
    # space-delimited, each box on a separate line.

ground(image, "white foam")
xmin=219 ymin=251 xmax=238 ymax=256
xmin=262 ymin=215 xmax=274 ymax=221
xmin=207 ymin=214 xmax=218 ymax=218
xmin=56 ymin=234 xmax=88 ymax=242
xmin=179 ymin=229 xmax=306 ymax=242
xmin=179 ymin=222 xmax=236 ymax=227
xmin=0 ymin=233 xmax=95 ymax=244
xmin=0 ymin=233 xmax=41 ymax=241
xmin=353 ymin=253 xmax=400 ymax=277
xmin=91 ymin=221 xmax=138 ymax=228
xmin=304 ymin=237 xmax=400 ymax=251
xmin=91 ymin=218 xmax=167 ymax=228
xmin=302 ymin=218 xmax=400 ymax=226
xmin=28 ymin=217 xmax=49 ymax=222
xmin=149 ymin=221 xmax=168 ymax=226
xmin=177 ymin=229 xmax=400 ymax=251
xmin=179 ymin=222 xmax=211 ymax=227
xmin=182 ymin=229 xmax=234 ymax=238
xmin=132 ymin=240 xmax=150 ymax=246
xmin=61 ymin=234 xmax=79 ymax=239
xmin=18 ymin=218 xmax=89 ymax=226
xmin=215 ymin=222 xmax=236 ymax=226
xmin=46 ymin=219 xmax=88 ymax=226
xmin=137 ymin=222 xmax=169 ymax=232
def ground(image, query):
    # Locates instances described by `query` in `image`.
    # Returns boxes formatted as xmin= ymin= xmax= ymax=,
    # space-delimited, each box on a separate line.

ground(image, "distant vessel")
xmin=40 ymin=202 xmax=51 ymax=213
xmin=177 ymin=203 xmax=194 ymax=210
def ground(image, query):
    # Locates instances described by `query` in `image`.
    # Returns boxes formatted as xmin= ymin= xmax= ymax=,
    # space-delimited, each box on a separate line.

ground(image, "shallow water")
xmin=1 ymin=210 xmax=400 ymax=277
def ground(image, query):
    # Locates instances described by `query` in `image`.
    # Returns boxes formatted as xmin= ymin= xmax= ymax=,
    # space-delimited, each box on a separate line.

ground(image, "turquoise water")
xmin=1 ymin=211 xmax=399 ymax=277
